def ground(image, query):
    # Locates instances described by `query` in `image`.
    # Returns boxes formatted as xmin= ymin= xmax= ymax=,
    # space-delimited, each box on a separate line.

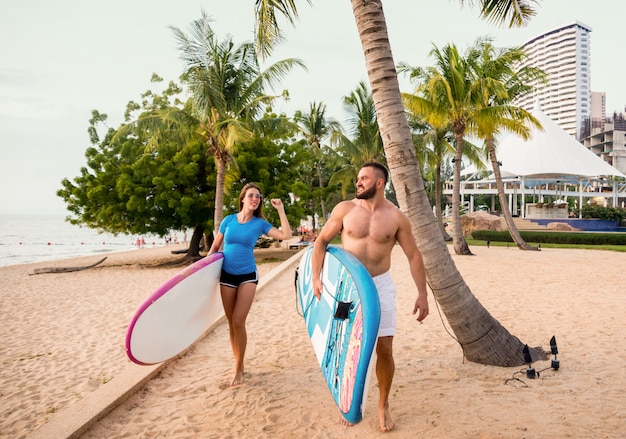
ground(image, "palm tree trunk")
xmin=487 ymin=139 xmax=539 ymax=251
xmin=316 ymin=162 xmax=327 ymax=223
xmin=435 ymin=162 xmax=451 ymax=240
xmin=452 ymin=133 xmax=473 ymax=255
xmin=214 ymin=156 xmax=226 ymax=233
xmin=350 ymin=0 xmax=544 ymax=366
xmin=309 ymin=198 xmax=317 ymax=230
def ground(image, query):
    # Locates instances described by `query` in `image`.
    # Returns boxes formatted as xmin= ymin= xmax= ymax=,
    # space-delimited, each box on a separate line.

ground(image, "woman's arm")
xmin=208 ymin=231 xmax=224 ymax=254
xmin=267 ymin=198 xmax=293 ymax=241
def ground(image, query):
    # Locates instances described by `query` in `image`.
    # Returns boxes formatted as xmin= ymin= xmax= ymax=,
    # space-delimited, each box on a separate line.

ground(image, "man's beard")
xmin=356 ymin=185 xmax=376 ymax=200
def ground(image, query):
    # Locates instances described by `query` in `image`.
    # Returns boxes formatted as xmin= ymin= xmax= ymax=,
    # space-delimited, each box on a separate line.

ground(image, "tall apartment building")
xmin=515 ymin=21 xmax=592 ymax=140
xmin=590 ymin=91 xmax=606 ymax=124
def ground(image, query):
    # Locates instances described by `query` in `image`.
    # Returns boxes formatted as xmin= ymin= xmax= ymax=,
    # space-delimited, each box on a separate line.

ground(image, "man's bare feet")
xmin=379 ymin=405 xmax=395 ymax=432
xmin=339 ymin=417 xmax=354 ymax=427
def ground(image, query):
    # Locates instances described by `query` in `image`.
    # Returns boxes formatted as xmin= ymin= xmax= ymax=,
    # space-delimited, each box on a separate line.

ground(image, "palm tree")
xmin=294 ymin=101 xmax=341 ymax=226
xmin=405 ymin=43 xmax=486 ymax=256
xmin=171 ymin=11 xmax=305 ymax=234
xmin=253 ymin=0 xmax=544 ymax=366
xmin=329 ymin=81 xmax=385 ymax=198
xmin=401 ymin=38 xmax=543 ymax=251
xmin=470 ymin=39 xmax=545 ymax=250
xmin=401 ymin=89 xmax=485 ymax=241
xmin=410 ymin=118 xmax=455 ymax=240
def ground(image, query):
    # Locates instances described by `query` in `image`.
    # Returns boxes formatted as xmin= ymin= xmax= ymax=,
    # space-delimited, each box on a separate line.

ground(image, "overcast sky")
xmin=1 ymin=0 xmax=624 ymax=216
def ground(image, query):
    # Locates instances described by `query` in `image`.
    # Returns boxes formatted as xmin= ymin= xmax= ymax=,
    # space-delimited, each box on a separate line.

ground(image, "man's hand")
xmin=313 ymin=277 xmax=323 ymax=300
xmin=413 ymin=294 xmax=429 ymax=322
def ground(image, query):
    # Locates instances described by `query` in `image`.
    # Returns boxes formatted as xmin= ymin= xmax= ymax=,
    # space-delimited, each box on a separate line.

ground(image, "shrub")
xmin=571 ymin=206 xmax=626 ymax=221
xmin=472 ymin=230 xmax=626 ymax=245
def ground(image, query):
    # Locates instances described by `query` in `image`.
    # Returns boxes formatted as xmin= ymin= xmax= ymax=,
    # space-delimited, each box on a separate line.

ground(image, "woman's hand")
xmin=270 ymin=198 xmax=284 ymax=210
xmin=268 ymin=198 xmax=292 ymax=240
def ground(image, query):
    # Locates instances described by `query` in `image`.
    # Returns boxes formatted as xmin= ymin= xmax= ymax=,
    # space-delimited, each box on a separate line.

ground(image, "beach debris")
xmin=30 ymin=257 xmax=108 ymax=275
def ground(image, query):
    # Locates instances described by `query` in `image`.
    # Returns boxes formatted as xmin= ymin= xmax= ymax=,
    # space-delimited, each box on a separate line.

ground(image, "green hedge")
xmin=472 ymin=230 xmax=626 ymax=245
xmin=572 ymin=205 xmax=626 ymax=221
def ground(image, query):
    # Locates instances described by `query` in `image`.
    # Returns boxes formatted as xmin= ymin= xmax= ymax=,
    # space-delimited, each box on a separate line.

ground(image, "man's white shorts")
xmin=372 ymin=271 xmax=397 ymax=337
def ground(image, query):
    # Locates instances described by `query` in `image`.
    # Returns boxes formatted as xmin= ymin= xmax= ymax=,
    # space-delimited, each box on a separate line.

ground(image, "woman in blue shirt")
xmin=208 ymin=183 xmax=292 ymax=386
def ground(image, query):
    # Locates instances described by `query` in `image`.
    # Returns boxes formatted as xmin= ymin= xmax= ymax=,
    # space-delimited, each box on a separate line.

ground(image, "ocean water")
xmin=0 ymin=215 xmax=169 ymax=267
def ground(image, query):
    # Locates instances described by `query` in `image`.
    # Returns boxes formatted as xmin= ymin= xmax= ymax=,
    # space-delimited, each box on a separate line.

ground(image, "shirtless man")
xmin=311 ymin=162 xmax=429 ymax=432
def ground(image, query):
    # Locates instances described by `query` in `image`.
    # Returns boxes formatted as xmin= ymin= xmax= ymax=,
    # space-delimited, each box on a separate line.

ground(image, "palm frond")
xmin=254 ymin=0 xmax=312 ymax=59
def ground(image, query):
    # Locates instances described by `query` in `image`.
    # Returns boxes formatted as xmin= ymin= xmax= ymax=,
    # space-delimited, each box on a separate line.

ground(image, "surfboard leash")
xmin=294 ymin=264 xmax=349 ymax=318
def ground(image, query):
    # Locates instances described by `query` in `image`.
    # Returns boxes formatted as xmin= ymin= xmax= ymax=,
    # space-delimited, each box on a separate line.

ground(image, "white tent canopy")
xmin=496 ymin=104 xmax=626 ymax=180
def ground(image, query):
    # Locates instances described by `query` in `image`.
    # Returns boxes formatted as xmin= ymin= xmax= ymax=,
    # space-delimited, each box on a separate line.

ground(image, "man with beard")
xmin=311 ymin=162 xmax=429 ymax=432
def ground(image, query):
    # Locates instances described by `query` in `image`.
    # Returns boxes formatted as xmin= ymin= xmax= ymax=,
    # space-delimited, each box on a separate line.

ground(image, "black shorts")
xmin=219 ymin=269 xmax=259 ymax=288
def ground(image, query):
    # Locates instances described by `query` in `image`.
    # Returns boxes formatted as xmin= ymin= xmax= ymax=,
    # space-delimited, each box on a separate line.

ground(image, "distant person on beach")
xmin=311 ymin=162 xmax=429 ymax=432
xmin=208 ymin=182 xmax=292 ymax=386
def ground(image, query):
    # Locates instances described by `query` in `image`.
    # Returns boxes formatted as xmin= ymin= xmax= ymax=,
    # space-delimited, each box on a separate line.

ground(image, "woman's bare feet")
xmin=230 ymin=370 xmax=245 ymax=387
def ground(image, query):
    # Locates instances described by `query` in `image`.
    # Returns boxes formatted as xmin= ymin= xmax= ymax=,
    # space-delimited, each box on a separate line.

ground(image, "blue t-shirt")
xmin=219 ymin=214 xmax=273 ymax=274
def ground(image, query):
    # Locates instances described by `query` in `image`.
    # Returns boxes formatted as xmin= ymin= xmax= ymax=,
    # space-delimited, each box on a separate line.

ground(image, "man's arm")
xmin=311 ymin=202 xmax=350 ymax=299
xmin=395 ymin=211 xmax=429 ymax=322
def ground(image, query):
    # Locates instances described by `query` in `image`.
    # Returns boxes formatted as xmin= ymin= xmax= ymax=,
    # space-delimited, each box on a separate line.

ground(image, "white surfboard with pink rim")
xmin=125 ymin=252 xmax=224 ymax=365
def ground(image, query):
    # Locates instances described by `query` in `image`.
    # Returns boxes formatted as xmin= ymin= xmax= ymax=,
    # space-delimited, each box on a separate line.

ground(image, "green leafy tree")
xmin=252 ymin=0 xmax=544 ymax=366
xmin=110 ymin=77 xmax=219 ymax=257
xmin=58 ymin=96 xmax=215 ymax=257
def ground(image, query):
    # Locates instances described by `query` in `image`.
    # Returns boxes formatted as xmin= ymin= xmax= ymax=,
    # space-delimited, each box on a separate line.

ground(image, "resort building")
xmin=514 ymin=21 xmax=592 ymax=140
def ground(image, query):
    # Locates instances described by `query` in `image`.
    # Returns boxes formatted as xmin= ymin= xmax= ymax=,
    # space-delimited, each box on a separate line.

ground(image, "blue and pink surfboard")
xmin=296 ymin=246 xmax=380 ymax=425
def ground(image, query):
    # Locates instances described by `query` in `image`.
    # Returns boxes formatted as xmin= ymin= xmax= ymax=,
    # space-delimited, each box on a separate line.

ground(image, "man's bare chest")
xmin=342 ymin=211 xmax=396 ymax=243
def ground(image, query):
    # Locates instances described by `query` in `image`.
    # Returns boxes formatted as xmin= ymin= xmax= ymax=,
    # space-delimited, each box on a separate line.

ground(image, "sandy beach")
xmin=2 ymin=244 xmax=625 ymax=438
